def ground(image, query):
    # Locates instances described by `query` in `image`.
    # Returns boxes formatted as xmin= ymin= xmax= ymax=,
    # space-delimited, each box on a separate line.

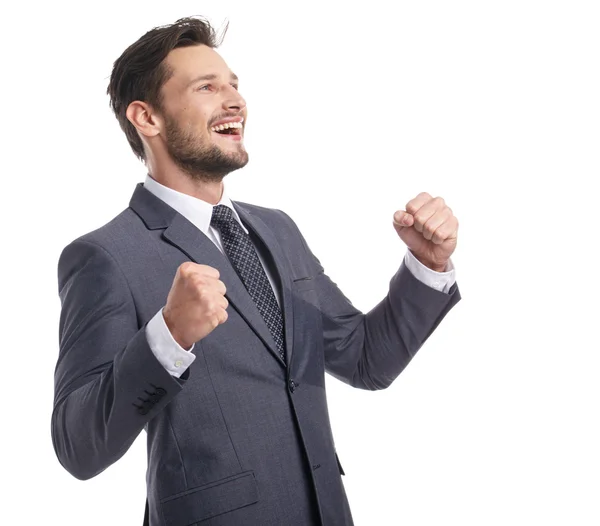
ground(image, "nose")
xmin=222 ymin=84 xmax=246 ymax=113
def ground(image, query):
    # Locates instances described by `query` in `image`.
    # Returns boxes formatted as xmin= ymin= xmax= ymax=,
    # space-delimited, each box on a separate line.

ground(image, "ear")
xmin=126 ymin=101 xmax=162 ymax=138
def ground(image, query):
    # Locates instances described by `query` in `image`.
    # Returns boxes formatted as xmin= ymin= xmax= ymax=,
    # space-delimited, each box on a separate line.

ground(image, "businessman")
xmin=52 ymin=16 xmax=461 ymax=526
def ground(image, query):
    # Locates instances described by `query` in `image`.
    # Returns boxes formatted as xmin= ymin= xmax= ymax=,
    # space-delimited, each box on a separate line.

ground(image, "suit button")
xmin=137 ymin=405 xmax=150 ymax=415
xmin=289 ymin=379 xmax=298 ymax=393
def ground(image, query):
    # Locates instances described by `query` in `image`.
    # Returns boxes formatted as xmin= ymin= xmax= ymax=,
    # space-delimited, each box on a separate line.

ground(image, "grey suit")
xmin=52 ymin=182 xmax=461 ymax=525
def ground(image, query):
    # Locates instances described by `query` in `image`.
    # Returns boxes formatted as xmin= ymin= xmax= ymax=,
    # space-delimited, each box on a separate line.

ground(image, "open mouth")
xmin=211 ymin=121 xmax=243 ymax=138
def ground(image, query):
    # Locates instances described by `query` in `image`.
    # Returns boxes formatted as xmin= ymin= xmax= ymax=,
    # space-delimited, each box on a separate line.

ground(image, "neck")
xmin=147 ymin=163 xmax=225 ymax=205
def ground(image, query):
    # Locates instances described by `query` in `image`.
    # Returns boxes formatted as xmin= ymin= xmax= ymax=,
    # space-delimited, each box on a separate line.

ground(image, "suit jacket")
xmin=52 ymin=182 xmax=461 ymax=526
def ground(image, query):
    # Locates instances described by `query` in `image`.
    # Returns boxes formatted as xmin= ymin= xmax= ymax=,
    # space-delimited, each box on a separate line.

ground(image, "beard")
xmin=164 ymin=114 xmax=249 ymax=183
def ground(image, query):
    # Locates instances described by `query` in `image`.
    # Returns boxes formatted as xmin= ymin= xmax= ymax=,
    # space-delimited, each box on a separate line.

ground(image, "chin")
xmin=221 ymin=147 xmax=249 ymax=165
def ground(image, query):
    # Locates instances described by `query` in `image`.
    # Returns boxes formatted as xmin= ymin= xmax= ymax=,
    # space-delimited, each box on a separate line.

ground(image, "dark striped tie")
xmin=210 ymin=205 xmax=286 ymax=363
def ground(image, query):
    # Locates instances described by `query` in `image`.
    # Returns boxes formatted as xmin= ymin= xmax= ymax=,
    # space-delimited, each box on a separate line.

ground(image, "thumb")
xmin=393 ymin=210 xmax=414 ymax=227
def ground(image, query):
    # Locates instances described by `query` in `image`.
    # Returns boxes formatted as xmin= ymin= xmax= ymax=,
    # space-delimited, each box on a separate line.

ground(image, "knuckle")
xmin=433 ymin=226 xmax=445 ymax=240
xmin=196 ymin=285 xmax=212 ymax=301
xmin=191 ymin=275 xmax=206 ymax=289
xmin=406 ymin=195 xmax=426 ymax=213
xmin=207 ymin=298 xmax=219 ymax=313
xmin=434 ymin=196 xmax=445 ymax=206
xmin=197 ymin=264 xmax=219 ymax=279
xmin=179 ymin=262 xmax=195 ymax=277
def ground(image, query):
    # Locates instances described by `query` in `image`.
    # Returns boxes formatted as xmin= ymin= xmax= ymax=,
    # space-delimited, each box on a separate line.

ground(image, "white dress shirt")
xmin=143 ymin=174 xmax=456 ymax=378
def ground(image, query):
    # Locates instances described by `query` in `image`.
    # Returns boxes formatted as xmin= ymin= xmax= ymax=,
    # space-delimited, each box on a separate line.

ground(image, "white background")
xmin=1 ymin=1 xmax=599 ymax=524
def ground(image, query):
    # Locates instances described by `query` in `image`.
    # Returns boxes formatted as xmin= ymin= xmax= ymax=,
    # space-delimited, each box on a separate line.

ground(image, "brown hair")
xmin=107 ymin=16 xmax=227 ymax=162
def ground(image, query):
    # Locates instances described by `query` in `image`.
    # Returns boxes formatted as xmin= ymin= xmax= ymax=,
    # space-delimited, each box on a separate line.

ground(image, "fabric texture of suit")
xmin=52 ymin=182 xmax=461 ymax=525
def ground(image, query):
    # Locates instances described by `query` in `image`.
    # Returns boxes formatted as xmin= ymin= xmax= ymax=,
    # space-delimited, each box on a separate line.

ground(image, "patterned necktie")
xmin=210 ymin=205 xmax=286 ymax=363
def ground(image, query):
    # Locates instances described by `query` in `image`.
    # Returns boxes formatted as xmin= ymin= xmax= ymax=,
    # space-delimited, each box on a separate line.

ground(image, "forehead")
xmin=163 ymin=45 xmax=232 ymax=87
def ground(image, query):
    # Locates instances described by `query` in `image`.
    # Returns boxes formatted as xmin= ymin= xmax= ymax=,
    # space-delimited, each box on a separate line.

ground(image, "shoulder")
xmin=57 ymin=207 xmax=148 ymax=271
xmin=79 ymin=208 xmax=145 ymax=245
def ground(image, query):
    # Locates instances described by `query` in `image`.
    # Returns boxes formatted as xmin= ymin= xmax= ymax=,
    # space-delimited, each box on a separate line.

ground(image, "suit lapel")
xmin=129 ymin=183 xmax=291 ymax=368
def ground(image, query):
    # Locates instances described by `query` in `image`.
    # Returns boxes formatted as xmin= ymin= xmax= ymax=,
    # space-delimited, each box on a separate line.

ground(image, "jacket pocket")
xmin=292 ymin=276 xmax=316 ymax=292
xmin=160 ymin=471 xmax=258 ymax=525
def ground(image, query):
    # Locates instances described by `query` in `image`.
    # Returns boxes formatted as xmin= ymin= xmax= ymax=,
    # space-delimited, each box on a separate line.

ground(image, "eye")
xmin=231 ymin=84 xmax=239 ymax=91
xmin=198 ymin=84 xmax=211 ymax=91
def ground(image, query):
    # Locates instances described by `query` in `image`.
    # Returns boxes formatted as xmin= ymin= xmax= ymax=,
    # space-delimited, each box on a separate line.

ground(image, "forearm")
xmin=362 ymin=262 xmax=460 ymax=387
xmin=323 ymin=261 xmax=460 ymax=390
xmin=53 ymin=239 xmax=188 ymax=480
xmin=51 ymin=324 xmax=185 ymax=480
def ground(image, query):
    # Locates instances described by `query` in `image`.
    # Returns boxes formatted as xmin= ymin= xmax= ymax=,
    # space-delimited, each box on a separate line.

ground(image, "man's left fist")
xmin=393 ymin=192 xmax=458 ymax=272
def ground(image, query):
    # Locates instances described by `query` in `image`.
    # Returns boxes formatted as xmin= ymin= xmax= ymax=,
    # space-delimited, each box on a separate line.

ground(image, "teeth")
xmin=211 ymin=121 xmax=243 ymax=132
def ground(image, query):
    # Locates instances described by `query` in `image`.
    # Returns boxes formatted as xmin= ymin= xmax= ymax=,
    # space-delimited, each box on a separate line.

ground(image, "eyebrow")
xmin=187 ymin=73 xmax=239 ymax=88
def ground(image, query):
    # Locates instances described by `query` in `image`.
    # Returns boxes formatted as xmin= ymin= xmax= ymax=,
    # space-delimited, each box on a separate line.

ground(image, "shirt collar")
xmin=143 ymin=173 xmax=248 ymax=235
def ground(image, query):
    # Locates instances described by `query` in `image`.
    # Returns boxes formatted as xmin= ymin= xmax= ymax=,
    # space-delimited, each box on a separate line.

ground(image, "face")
xmin=157 ymin=45 xmax=248 ymax=182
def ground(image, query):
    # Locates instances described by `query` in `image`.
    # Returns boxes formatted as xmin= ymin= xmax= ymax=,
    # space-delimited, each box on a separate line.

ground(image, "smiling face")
xmin=155 ymin=44 xmax=249 ymax=182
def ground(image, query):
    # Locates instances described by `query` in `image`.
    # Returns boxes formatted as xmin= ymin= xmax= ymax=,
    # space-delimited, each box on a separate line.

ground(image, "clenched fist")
xmin=163 ymin=262 xmax=229 ymax=350
xmin=393 ymin=192 xmax=459 ymax=272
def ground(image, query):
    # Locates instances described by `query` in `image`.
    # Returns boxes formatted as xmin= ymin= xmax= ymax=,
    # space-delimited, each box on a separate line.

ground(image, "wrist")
xmin=163 ymin=309 xmax=193 ymax=350
xmin=413 ymin=254 xmax=447 ymax=273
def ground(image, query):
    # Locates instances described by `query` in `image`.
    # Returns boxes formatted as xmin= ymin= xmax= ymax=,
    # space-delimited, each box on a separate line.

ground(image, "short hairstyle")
xmin=107 ymin=16 xmax=227 ymax=162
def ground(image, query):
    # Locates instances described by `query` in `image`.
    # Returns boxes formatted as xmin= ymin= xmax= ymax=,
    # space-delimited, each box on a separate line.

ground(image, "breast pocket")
xmin=291 ymin=276 xmax=322 ymax=324
xmin=292 ymin=276 xmax=316 ymax=291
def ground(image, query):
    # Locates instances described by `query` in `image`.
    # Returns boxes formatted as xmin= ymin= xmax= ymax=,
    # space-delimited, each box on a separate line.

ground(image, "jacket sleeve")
xmin=52 ymin=239 xmax=188 ymax=480
xmin=280 ymin=211 xmax=461 ymax=391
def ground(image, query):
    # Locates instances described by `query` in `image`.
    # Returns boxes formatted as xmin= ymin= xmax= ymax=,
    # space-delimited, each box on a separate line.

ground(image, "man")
xmin=52 ymin=16 xmax=461 ymax=526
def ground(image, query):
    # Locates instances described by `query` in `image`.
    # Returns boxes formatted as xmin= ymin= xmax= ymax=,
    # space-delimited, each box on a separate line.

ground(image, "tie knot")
xmin=211 ymin=204 xmax=235 ymax=230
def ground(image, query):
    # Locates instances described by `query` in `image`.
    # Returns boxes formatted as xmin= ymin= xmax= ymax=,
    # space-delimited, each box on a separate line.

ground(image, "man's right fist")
xmin=163 ymin=262 xmax=228 ymax=350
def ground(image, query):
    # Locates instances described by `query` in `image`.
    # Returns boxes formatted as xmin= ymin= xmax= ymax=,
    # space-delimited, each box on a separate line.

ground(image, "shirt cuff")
xmin=404 ymin=250 xmax=456 ymax=294
xmin=145 ymin=307 xmax=196 ymax=378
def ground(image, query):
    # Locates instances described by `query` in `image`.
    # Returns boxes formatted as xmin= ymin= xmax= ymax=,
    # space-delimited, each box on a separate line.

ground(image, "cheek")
xmin=179 ymin=103 xmax=211 ymax=127
xmin=173 ymin=102 xmax=215 ymax=138
xmin=186 ymin=115 xmax=212 ymax=138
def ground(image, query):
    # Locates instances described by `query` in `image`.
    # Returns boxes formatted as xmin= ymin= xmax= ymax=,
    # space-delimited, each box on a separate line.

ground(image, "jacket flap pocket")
xmin=161 ymin=471 xmax=258 ymax=525
xmin=292 ymin=276 xmax=315 ymax=292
